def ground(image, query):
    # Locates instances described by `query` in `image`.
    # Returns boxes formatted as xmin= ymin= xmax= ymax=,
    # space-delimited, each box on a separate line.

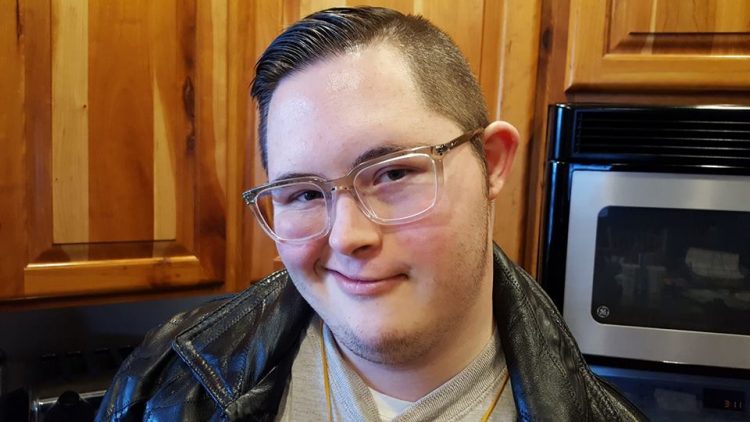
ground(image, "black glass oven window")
xmin=592 ymin=206 xmax=750 ymax=335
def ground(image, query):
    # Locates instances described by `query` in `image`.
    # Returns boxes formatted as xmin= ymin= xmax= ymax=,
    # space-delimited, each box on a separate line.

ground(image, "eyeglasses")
xmin=242 ymin=129 xmax=483 ymax=243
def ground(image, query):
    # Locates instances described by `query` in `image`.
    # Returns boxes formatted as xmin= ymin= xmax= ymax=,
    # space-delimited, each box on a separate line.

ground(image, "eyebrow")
xmin=352 ymin=145 xmax=405 ymax=167
xmin=271 ymin=142 xmax=427 ymax=183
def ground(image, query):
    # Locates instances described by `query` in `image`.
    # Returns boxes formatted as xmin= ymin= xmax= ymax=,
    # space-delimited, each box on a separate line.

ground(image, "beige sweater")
xmin=276 ymin=317 xmax=516 ymax=421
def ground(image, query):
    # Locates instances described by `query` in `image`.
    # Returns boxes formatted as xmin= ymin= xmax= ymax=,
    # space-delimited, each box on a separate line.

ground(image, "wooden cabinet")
xmin=566 ymin=0 xmax=750 ymax=91
xmin=1 ymin=0 xmax=229 ymax=304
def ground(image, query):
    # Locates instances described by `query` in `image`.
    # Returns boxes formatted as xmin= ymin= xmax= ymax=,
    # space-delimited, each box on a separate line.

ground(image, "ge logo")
xmin=596 ymin=306 xmax=610 ymax=319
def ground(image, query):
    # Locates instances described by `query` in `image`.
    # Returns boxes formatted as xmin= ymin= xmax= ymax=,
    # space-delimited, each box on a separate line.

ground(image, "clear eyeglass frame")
xmin=242 ymin=128 xmax=484 ymax=243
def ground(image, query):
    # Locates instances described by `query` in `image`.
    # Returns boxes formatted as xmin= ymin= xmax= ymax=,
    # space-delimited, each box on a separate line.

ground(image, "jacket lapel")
xmin=491 ymin=244 xmax=644 ymax=420
xmin=172 ymin=271 xmax=312 ymax=414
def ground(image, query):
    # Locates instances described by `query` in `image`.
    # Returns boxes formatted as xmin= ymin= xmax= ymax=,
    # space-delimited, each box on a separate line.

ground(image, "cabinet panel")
xmin=0 ymin=0 xmax=27 ymax=299
xmin=1 ymin=0 xmax=229 ymax=301
xmin=566 ymin=0 xmax=750 ymax=91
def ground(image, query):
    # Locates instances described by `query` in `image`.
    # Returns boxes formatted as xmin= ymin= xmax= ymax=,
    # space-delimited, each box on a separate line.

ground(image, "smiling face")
xmin=265 ymin=43 xmax=497 ymax=365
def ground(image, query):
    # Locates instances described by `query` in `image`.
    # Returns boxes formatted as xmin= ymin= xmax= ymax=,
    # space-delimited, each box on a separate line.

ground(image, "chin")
xmin=330 ymin=316 xmax=436 ymax=365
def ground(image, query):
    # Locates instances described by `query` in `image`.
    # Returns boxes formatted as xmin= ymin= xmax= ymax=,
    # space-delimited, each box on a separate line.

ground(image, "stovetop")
xmin=0 ymin=292 xmax=229 ymax=421
xmin=1 ymin=345 xmax=134 ymax=422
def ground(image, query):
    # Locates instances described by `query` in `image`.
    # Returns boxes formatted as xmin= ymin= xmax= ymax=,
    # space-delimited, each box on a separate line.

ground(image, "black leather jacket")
xmin=96 ymin=246 xmax=647 ymax=421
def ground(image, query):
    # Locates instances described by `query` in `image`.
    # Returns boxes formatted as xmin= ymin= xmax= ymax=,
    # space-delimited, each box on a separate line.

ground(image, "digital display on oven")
xmin=703 ymin=388 xmax=745 ymax=412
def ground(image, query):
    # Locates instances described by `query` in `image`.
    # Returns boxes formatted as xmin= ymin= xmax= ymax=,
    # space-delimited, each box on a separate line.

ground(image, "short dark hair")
xmin=251 ymin=6 xmax=489 ymax=171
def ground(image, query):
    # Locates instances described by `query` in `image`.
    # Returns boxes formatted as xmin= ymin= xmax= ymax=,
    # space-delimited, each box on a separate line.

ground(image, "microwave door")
xmin=564 ymin=170 xmax=750 ymax=370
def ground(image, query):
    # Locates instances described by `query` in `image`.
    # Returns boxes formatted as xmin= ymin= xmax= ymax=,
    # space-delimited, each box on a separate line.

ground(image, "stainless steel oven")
xmin=540 ymin=104 xmax=750 ymax=371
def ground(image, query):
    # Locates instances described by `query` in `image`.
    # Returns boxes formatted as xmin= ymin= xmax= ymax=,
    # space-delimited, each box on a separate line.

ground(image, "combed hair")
xmin=251 ymin=6 xmax=489 ymax=171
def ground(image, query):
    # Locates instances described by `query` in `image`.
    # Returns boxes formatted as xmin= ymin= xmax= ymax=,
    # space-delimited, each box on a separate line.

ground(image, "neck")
xmin=332 ymin=280 xmax=495 ymax=402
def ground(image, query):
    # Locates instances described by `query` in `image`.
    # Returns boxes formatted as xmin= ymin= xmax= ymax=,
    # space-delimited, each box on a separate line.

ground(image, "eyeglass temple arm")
xmin=434 ymin=129 xmax=484 ymax=156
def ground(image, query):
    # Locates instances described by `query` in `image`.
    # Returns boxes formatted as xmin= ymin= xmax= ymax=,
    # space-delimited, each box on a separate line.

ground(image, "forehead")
xmin=264 ymin=43 xmax=460 ymax=180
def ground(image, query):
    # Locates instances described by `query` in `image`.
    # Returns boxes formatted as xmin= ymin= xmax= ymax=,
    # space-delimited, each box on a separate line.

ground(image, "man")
xmin=98 ymin=7 xmax=645 ymax=421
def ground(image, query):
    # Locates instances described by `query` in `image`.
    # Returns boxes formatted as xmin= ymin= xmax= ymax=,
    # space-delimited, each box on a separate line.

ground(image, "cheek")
xmin=395 ymin=183 xmax=488 ymax=267
xmin=277 ymin=241 xmax=323 ymax=276
xmin=422 ymin=184 xmax=487 ymax=238
xmin=391 ymin=220 xmax=456 ymax=269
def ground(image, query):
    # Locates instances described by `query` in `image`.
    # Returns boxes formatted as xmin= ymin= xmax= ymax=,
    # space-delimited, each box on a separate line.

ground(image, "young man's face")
xmin=265 ymin=43 xmax=499 ymax=364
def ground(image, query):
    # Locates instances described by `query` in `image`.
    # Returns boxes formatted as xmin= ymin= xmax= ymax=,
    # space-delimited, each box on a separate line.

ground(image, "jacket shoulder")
xmin=96 ymin=270 xmax=295 ymax=421
xmin=95 ymin=296 xmax=231 ymax=420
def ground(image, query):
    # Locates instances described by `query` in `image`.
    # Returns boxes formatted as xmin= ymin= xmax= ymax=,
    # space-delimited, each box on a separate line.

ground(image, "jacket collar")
xmin=172 ymin=245 xmax=639 ymax=419
xmin=172 ymin=271 xmax=312 ymax=413
xmin=171 ymin=248 xmax=517 ymax=412
xmin=171 ymin=247 xmax=515 ymax=412
xmin=489 ymin=244 xmax=634 ymax=419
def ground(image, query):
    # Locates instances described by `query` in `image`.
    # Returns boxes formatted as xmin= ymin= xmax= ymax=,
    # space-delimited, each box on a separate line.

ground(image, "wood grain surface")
xmin=0 ymin=0 xmax=27 ymax=298
xmin=51 ymin=0 xmax=89 ymax=244
xmin=566 ymin=0 xmax=750 ymax=91
xmin=2 ymin=0 xmax=228 ymax=302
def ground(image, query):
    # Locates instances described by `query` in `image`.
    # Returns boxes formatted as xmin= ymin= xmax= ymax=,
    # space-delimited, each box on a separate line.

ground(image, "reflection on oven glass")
xmin=592 ymin=206 xmax=750 ymax=335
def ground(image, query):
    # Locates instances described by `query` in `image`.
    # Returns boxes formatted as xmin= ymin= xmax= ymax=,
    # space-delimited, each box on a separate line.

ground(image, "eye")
xmin=272 ymin=186 xmax=325 ymax=206
xmin=290 ymin=189 xmax=324 ymax=202
xmin=373 ymin=168 xmax=412 ymax=185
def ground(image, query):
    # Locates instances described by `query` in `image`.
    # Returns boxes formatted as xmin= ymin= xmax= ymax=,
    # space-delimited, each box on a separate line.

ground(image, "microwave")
xmin=539 ymin=104 xmax=750 ymax=371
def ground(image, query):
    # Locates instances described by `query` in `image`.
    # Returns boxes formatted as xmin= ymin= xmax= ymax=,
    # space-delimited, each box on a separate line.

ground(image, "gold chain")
xmin=318 ymin=321 xmax=510 ymax=422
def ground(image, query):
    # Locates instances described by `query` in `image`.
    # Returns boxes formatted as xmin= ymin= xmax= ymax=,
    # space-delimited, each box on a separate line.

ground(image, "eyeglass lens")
xmin=255 ymin=153 xmax=439 ymax=241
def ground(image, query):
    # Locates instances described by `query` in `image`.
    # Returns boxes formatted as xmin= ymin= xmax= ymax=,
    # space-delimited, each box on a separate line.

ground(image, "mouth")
xmin=327 ymin=269 xmax=405 ymax=297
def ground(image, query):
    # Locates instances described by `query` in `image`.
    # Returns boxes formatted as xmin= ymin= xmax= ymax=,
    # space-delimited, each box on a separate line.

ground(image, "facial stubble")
xmin=327 ymin=198 xmax=492 ymax=366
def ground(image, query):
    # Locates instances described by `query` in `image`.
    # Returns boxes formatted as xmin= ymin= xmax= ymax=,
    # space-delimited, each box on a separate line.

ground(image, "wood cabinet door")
xmin=566 ymin=0 xmax=750 ymax=91
xmin=0 ymin=0 xmax=228 ymax=301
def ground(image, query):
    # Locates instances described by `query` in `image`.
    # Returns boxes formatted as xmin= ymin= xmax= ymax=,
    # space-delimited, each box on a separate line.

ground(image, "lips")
xmin=327 ymin=269 xmax=404 ymax=296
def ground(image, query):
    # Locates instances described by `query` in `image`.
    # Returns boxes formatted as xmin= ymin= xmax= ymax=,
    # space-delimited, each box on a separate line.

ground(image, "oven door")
xmin=565 ymin=170 xmax=750 ymax=370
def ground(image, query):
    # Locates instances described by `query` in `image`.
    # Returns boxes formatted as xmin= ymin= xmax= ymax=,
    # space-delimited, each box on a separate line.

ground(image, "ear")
xmin=482 ymin=121 xmax=519 ymax=200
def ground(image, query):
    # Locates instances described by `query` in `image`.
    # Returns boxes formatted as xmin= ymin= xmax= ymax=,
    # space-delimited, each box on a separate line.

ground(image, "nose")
xmin=327 ymin=192 xmax=382 ymax=256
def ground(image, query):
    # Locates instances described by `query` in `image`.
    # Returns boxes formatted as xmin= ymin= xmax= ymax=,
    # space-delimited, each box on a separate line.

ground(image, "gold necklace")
xmin=318 ymin=322 xmax=510 ymax=422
